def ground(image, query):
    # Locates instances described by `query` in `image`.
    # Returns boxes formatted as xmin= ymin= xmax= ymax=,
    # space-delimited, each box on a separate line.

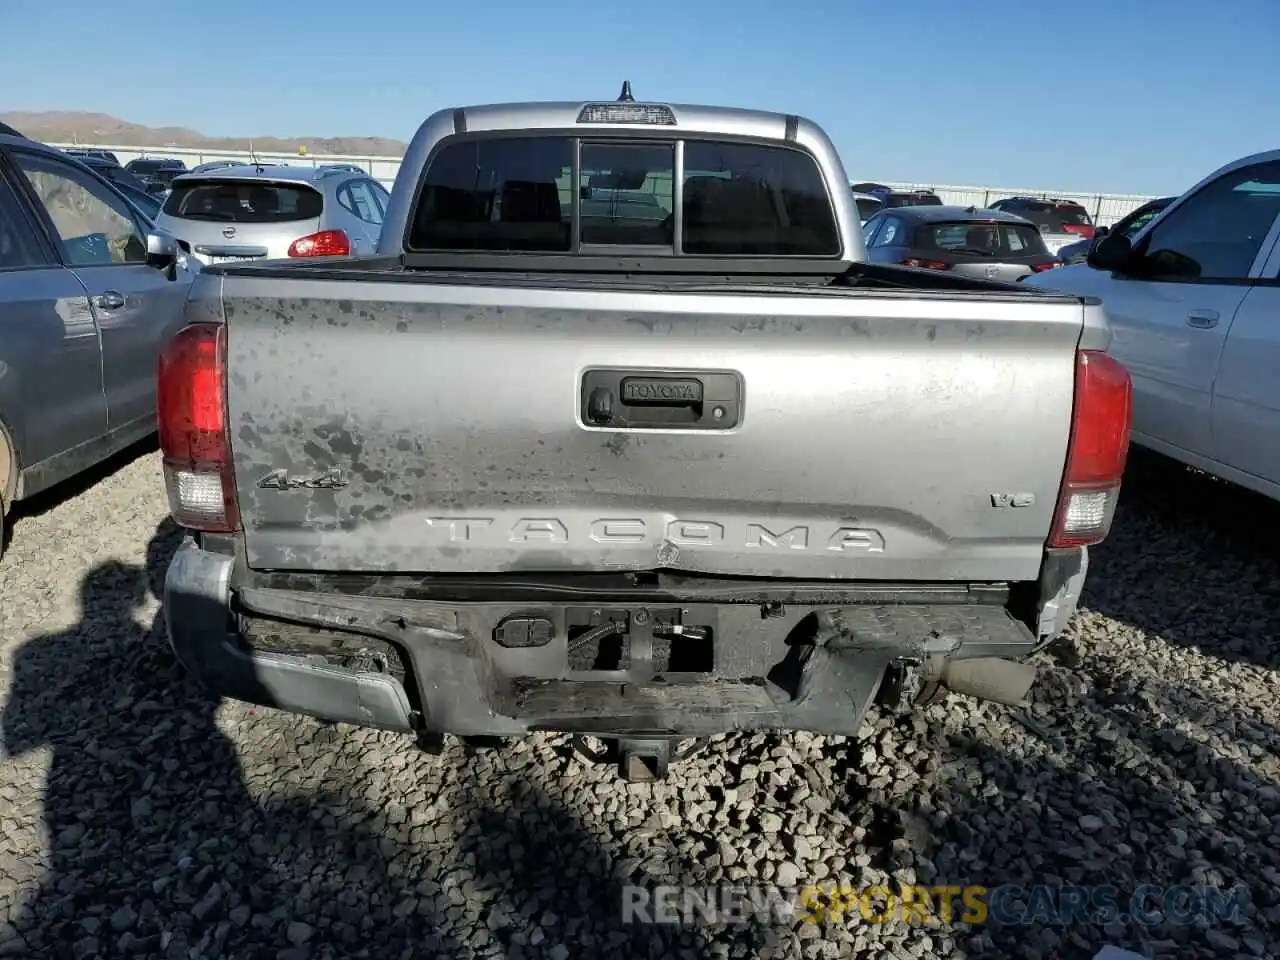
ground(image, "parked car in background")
xmin=1023 ymin=149 xmax=1280 ymax=502
xmin=1057 ymin=196 xmax=1174 ymax=264
xmin=125 ymin=157 xmax=188 ymax=195
xmin=989 ymin=196 xmax=1095 ymax=256
xmin=862 ymin=205 xmax=1062 ymax=281
xmin=64 ymin=147 xmax=121 ymax=165
xmin=191 ymin=160 xmax=240 ymax=174
xmin=852 ymin=190 xmax=882 ymax=224
xmin=851 ymin=181 xmax=891 ymax=195
xmin=878 ymin=188 xmax=943 ymax=209
xmin=154 ymin=164 xmax=391 ymax=266
xmin=159 ymin=93 xmax=1131 ymax=782
xmin=317 ymin=163 xmax=367 ymax=175
xmin=0 ymin=128 xmax=196 ymax=557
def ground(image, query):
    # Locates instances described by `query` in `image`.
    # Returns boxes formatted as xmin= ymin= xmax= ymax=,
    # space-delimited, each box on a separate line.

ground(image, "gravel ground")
xmin=0 ymin=442 xmax=1277 ymax=960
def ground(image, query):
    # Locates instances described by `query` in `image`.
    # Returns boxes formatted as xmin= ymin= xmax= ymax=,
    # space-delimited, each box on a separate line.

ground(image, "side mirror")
xmin=146 ymin=229 xmax=179 ymax=276
xmin=1094 ymin=225 xmax=1110 ymax=239
xmin=1087 ymin=232 xmax=1133 ymax=273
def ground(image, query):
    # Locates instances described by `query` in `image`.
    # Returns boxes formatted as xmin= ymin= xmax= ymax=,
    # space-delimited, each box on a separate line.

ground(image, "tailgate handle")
xmin=581 ymin=369 xmax=742 ymax=431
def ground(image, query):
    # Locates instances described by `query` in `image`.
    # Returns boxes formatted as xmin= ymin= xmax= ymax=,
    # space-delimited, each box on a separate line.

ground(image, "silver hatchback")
xmin=153 ymin=164 xmax=391 ymax=267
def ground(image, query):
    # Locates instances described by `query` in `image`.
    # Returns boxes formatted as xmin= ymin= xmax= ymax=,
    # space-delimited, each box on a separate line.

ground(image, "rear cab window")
xmin=162 ymin=180 xmax=324 ymax=223
xmin=916 ymin=221 xmax=1050 ymax=257
xmin=406 ymin=134 xmax=840 ymax=257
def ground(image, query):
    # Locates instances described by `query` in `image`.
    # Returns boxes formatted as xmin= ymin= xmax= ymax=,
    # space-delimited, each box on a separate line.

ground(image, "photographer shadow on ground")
xmin=0 ymin=519 xmax=466 ymax=957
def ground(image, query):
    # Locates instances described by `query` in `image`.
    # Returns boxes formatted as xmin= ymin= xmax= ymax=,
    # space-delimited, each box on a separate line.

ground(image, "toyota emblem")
xmin=222 ymin=226 xmax=237 ymax=239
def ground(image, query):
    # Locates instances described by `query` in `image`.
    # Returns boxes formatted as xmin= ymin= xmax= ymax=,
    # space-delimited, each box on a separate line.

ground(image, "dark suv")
xmin=989 ymin=196 xmax=1095 ymax=240
xmin=877 ymin=188 xmax=943 ymax=209
xmin=124 ymin=157 xmax=188 ymax=194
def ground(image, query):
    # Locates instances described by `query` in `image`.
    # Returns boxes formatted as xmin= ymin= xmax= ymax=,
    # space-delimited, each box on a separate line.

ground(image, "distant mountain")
xmin=0 ymin=110 xmax=408 ymax=158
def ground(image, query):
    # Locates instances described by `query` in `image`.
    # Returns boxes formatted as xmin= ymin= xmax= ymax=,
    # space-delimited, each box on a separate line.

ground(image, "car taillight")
xmin=156 ymin=322 xmax=240 ymax=532
xmin=288 ymin=229 xmax=350 ymax=257
xmin=1062 ymin=224 xmax=1095 ymax=238
xmin=902 ymin=258 xmax=951 ymax=270
xmin=1048 ymin=350 xmax=1132 ymax=548
xmin=1030 ymin=261 xmax=1062 ymax=272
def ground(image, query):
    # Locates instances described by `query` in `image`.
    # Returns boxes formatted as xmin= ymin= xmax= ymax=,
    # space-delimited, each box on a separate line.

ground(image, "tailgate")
xmin=221 ymin=276 xmax=1083 ymax=581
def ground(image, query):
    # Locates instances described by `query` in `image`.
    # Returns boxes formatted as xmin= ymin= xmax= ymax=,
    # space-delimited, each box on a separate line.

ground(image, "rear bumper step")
xmin=164 ymin=538 xmax=1042 ymax=739
xmin=163 ymin=540 xmax=416 ymax=731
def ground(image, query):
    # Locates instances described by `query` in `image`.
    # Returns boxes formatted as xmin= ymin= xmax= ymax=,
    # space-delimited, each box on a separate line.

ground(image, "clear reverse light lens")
xmin=165 ymin=468 xmax=227 ymax=527
xmin=1061 ymin=490 xmax=1112 ymax=535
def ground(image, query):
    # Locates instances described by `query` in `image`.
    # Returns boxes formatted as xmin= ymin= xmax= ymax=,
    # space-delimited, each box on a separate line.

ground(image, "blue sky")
xmin=2 ymin=0 xmax=1276 ymax=196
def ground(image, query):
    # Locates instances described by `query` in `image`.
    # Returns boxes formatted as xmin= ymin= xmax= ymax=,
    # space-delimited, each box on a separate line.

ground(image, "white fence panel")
xmin=874 ymin=181 xmax=1156 ymax=227
xmin=50 ymin=143 xmax=400 ymax=190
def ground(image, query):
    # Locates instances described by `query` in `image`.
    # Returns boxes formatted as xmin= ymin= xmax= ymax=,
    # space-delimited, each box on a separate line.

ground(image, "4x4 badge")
xmin=256 ymin=469 xmax=349 ymax=491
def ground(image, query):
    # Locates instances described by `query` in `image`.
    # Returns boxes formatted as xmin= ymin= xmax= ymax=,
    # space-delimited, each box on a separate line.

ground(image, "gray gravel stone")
xmin=1078 ymin=814 xmax=1106 ymax=834
xmin=0 ymin=445 xmax=1277 ymax=960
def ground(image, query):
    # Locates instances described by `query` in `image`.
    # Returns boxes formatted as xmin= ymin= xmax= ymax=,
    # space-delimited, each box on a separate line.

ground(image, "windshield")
xmin=162 ymin=179 xmax=324 ymax=222
xmin=854 ymin=196 xmax=883 ymax=221
xmin=1119 ymin=201 xmax=1171 ymax=237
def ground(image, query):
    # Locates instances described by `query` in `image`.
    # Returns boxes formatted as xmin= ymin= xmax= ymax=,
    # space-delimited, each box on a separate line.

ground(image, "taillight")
xmin=156 ymin=322 xmax=240 ymax=532
xmin=902 ymin=258 xmax=951 ymax=270
xmin=1030 ymin=262 xmax=1062 ymax=272
xmin=1062 ymin=224 xmax=1095 ymax=238
xmin=288 ymin=229 xmax=351 ymax=257
xmin=1048 ymin=350 xmax=1132 ymax=548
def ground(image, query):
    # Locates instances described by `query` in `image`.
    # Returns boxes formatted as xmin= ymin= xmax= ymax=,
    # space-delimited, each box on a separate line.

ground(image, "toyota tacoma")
xmin=159 ymin=87 xmax=1132 ymax=780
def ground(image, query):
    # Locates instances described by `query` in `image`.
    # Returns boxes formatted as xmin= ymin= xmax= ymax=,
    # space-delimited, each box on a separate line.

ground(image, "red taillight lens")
xmin=1031 ymin=261 xmax=1062 ymax=273
xmin=156 ymin=322 xmax=240 ymax=532
xmin=1048 ymin=350 xmax=1132 ymax=548
xmin=1061 ymin=224 xmax=1095 ymax=238
xmin=287 ymin=229 xmax=351 ymax=258
xmin=902 ymin=258 xmax=951 ymax=270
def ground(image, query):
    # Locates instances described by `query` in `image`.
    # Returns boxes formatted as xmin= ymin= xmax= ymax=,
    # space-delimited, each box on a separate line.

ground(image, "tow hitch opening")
xmin=572 ymin=735 xmax=708 ymax=782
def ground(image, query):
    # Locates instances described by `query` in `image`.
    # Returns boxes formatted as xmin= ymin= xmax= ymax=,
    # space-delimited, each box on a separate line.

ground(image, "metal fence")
xmin=50 ymin=143 xmax=403 ymax=190
xmin=53 ymin=142 xmax=1160 ymax=226
xmin=869 ymin=181 xmax=1157 ymax=227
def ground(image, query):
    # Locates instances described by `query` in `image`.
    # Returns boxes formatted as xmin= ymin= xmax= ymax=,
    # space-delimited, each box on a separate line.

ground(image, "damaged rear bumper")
xmin=163 ymin=536 xmax=1076 ymax=739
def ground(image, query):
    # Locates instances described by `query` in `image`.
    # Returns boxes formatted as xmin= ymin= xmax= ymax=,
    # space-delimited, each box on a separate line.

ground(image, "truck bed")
xmin=207 ymin=257 xmax=1098 ymax=583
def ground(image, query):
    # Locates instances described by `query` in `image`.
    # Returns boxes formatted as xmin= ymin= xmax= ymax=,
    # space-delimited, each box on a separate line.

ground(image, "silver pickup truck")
xmin=160 ymin=89 xmax=1133 ymax=780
